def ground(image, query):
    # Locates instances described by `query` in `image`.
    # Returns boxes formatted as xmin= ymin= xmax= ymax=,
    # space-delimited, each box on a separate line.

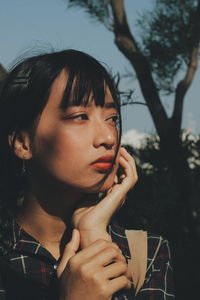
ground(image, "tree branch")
xmin=0 ymin=64 xmax=7 ymax=81
xmin=110 ymin=0 xmax=169 ymax=137
xmin=172 ymin=1 xmax=200 ymax=134
xmin=121 ymin=101 xmax=147 ymax=107
xmin=68 ymin=0 xmax=113 ymax=30
xmin=0 ymin=64 xmax=7 ymax=93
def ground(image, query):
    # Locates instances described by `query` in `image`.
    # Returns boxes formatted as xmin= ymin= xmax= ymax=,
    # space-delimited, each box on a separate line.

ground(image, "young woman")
xmin=0 ymin=49 xmax=174 ymax=299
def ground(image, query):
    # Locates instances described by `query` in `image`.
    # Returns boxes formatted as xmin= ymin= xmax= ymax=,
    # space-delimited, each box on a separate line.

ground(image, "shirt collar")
xmin=11 ymin=218 xmax=56 ymax=263
xmin=109 ymin=221 xmax=131 ymax=260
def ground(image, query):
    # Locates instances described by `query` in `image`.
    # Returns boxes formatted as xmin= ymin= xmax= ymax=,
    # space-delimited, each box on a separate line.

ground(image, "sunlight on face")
xmin=31 ymin=70 xmax=120 ymax=194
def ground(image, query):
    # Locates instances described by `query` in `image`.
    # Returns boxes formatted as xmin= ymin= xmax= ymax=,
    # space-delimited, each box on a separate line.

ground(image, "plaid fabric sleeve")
xmin=135 ymin=236 xmax=175 ymax=299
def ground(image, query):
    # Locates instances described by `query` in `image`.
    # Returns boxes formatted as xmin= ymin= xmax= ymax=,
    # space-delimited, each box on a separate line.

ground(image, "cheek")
xmin=53 ymin=129 xmax=86 ymax=159
xmin=33 ymin=125 xmax=71 ymax=163
xmin=32 ymin=125 xmax=87 ymax=180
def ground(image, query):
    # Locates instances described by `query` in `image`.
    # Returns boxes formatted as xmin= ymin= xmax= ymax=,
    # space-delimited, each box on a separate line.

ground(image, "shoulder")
xmin=110 ymin=224 xmax=175 ymax=297
xmin=124 ymin=230 xmax=172 ymax=271
xmin=147 ymin=232 xmax=171 ymax=270
xmin=109 ymin=222 xmax=172 ymax=265
xmin=110 ymin=223 xmax=172 ymax=273
xmin=125 ymin=230 xmax=174 ymax=298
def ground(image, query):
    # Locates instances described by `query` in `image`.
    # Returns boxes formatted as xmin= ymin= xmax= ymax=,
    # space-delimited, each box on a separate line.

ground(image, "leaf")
xmin=137 ymin=0 xmax=199 ymax=93
xmin=66 ymin=0 xmax=113 ymax=30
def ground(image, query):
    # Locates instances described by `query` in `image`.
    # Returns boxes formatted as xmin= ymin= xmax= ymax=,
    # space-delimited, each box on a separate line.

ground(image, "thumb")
xmin=57 ymin=229 xmax=80 ymax=277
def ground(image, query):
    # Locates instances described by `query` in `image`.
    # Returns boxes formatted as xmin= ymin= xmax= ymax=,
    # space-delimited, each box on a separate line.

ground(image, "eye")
xmin=72 ymin=114 xmax=88 ymax=120
xmin=64 ymin=113 xmax=89 ymax=121
xmin=107 ymin=115 xmax=120 ymax=127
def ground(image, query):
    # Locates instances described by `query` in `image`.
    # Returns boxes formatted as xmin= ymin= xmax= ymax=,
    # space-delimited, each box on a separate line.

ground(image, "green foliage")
xmin=67 ymin=0 xmax=113 ymax=30
xmin=66 ymin=0 xmax=200 ymax=96
xmin=128 ymin=132 xmax=200 ymax=173
xmin=120 ymin=133 xmax=200 ymax=230
xmin=137 ymin=0 xmax=199 ymax=93
xmin=119 ymin=133 xmax=200 ymax=298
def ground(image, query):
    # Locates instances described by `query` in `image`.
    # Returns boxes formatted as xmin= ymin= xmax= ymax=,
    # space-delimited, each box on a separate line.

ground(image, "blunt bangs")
xmin=0 ymin=48 xmax=122 ymax=213
xmin=59 ymin=51 xmax=120 ymax=111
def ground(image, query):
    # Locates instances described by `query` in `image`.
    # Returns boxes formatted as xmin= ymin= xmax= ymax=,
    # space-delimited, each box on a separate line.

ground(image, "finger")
xmin=57 ymin=229 xmax=80 ymax=277
xmin=120 ymin=147 xmax=138 ymax=179
xmin=103 ymin=261 xmax=128 ymax=279
xmin=108 ymin=275 xmax=131 ymax=295
xmin=118 ymin=155 xmax=138 ymax=187
xmin=90 ymin=246 xmax=125 ymax=267
xmin=75 ymin=239 xmax=119 ymax=261
xmin=79 ymin=246 xmax=125 ymax=274
xmin=114 ymin=175 xmax=118 ymax=184
xmin=120 ymin=147 xmax=137 ymax=172
xmin=87 ymin=148 xmax=138 ymax=224
xmin=95 ymin=157 xmax=134 ymax=213
xmin=120 ymin=147 xmax=134 ymax=161
xmin=118 ymin=156 xmax=134 ymax=181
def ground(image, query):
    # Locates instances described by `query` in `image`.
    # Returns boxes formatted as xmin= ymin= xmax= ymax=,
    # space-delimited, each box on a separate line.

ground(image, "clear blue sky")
xmin=1 ymin=0 xmax=199 ymax=134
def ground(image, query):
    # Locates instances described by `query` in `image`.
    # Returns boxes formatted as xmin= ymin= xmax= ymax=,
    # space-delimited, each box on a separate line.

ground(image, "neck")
xmin=17 ymin=178 xmax=82 ymax=259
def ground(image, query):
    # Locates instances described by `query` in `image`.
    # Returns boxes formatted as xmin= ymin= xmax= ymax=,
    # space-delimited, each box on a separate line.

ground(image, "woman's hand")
xmin=72 ymin=147 xmax=138 ymax=248
xmin=58 ymin=229 xmax=131 ymax=300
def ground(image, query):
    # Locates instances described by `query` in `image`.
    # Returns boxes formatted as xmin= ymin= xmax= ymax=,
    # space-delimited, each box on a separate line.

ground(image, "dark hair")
xmin=0 ymin=49 xmax=122 ymax=217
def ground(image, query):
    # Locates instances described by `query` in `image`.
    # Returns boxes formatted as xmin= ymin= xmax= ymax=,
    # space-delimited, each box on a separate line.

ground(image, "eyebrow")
xmin=85 ymin=102 xmax=117 ymax=109
xmin=60 ymin=101 xmax=117 ymax=110
xmin=104 ymin=102 xmax=117 ymax=109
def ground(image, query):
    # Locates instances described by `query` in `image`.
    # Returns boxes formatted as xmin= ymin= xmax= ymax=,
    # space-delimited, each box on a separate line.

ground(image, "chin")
xmin=77 ymin=177 xmax=115 ymax=195
xmin=74 ymin=167 xmax=118 ymax=194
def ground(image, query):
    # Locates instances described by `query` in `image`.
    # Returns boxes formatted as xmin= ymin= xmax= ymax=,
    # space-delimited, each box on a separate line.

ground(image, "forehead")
xmin=49 ymin=69 xmax=117 ymax=109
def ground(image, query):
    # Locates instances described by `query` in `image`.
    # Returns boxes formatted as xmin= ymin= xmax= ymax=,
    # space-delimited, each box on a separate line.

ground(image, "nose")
xmin=93 ymin=121 xmax=116 ymax=150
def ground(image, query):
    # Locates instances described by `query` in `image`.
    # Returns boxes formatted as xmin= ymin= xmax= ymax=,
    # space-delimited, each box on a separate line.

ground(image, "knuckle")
xmin=120 ymin=254 xmax=126 ymax=262
xmin=110 ymin=242 xmax=119 ymax=249
xmin=79 ymin=263 xmax=89 ymax=276
xmin=107 ymin=247 xmax=118 ymax=257
xmin=121 ymin=275 xmax=129 ymax=286
xmin=92 ymin=272 xmax=100 ymax=284
xmin=118 ymin=260 xmax=126 ymax=267
xmin=89 ymin=274 xmax=109 ymax=297
xmin=68 ymin=256 xmax=77 ymax=271
xmin=96 ymin=239 xmax=108 ymax=247
xmin=119 ymin=261 xmax=128 ymax=272
xmin=98 ymin=284 xmax=109 ymax=298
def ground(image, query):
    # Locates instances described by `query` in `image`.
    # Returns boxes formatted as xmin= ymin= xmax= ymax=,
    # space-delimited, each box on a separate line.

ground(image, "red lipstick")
xmin=92 ymin=155 xmax=114 ymax=171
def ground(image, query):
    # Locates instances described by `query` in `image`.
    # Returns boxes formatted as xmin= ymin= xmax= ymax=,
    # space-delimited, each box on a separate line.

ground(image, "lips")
xmin=92 ymin=155 xmax=114 ymax=171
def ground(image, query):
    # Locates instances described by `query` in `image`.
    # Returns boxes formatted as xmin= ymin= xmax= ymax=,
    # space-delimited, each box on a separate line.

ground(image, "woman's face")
xmin=31 ymin=70 xmax=120 ymax=193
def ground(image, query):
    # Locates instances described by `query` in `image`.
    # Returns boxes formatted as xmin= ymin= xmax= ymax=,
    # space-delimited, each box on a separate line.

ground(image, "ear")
xmin=8 ymin=131 xmax=32 ymax=160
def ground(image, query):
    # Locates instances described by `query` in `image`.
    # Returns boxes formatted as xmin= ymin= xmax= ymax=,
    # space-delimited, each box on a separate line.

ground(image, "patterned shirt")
xmin=0 ymin=219 xmax=175 ymax=299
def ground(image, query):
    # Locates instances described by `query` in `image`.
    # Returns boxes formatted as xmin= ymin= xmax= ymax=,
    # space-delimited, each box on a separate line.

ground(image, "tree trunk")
xmin=0 ymin=64 xmax=7 ymax=93
xmin=109 ymin=0 xmax=199 ymax=172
